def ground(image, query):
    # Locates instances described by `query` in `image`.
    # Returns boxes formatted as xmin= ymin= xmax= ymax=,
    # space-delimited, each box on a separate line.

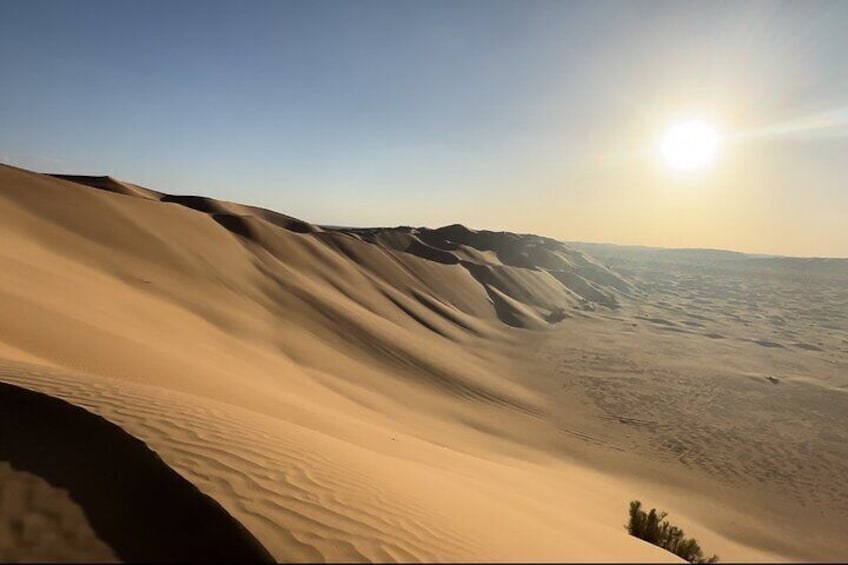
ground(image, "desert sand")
xmin=0 ymin=163 xmax=846 ymax=562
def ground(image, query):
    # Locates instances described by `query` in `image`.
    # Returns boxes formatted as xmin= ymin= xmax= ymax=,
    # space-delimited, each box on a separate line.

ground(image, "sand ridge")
xmin=1 ymin=163 xmax=845 ymax=561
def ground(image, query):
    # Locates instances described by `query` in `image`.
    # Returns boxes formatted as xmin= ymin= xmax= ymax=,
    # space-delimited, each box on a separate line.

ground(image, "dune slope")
xmin=0 ymin=380 xmax=273 ymax=562
xmin=2 ymin=163 xmax=843 ymax=561
xmin=0 ymin=164 xmax=679 ymax=562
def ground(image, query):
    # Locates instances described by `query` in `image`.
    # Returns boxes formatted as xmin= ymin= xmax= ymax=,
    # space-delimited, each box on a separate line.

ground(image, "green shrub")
xmin=626 ymin=500 xmax=718 ymax=563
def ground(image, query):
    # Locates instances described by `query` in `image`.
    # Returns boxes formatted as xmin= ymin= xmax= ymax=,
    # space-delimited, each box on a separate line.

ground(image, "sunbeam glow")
xmin=734 ymin=106 xmax=848 ymax=141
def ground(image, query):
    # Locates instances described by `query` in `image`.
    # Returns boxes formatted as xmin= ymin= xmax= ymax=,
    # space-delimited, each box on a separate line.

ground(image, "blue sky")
xmin=2 ymin=0 xmax=847 ymax=256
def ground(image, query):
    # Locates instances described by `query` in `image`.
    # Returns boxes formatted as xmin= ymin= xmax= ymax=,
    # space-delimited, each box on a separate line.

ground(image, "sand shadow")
xmin=0 ymin=381 xmax=273 ymax=563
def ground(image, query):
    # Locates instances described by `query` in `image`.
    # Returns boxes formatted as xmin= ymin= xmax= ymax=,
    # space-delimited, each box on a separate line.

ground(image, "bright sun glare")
xmin=659 ymin=119 xmax=720 ymax=172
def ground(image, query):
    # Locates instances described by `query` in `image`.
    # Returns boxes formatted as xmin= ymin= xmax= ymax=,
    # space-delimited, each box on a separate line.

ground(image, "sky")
xmin=2 ymin=0 xmax=847 ymax=257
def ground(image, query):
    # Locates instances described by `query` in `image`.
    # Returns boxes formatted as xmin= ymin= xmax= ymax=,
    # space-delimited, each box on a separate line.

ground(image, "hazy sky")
xmin=2 ymin=0 xmax=847 ymax=257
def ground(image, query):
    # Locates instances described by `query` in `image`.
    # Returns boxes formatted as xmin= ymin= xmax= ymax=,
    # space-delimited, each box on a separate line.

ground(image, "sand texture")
xmin=1 ymin=163 xmax=845 ymax=561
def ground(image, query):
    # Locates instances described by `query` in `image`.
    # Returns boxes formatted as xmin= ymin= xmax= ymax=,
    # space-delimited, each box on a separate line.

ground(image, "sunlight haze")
xmin=1 ymin=0 xmax=846 ymax=256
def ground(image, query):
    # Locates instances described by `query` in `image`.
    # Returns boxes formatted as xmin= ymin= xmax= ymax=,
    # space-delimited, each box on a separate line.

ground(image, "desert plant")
xmin=546 ymin=306 xmax=568 ymax=323
xmin=626 ymin=500 xmax=718 ymax=563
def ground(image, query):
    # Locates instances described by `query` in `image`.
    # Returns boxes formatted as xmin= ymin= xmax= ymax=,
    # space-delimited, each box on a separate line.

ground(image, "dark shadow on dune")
xmin=338 ymin=224 xmax=629 ymax=314
xmin=161 ymin=194 xmax=316 ymax=235
xmin=481 ymin=284 xmax=529 ymax=328
xmin=0 ymin=381 xmax=273 ymax=563
xmin=244 ymin=206 xmax=316 ymax=234
xmin=48 ymin=174 xmax=161 ymax=200
xmin=50 ymin=174 xmax=130 ymax=195
xmin=160 ymin=194 xmax=227 ymax=214
xmin=405 ymin=239 xmax=460 ymax=265
xmin=212 ymin=213 xmax=259 ymax=241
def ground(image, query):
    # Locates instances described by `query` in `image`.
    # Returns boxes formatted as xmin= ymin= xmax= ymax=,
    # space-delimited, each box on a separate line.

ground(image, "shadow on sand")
xmin=0 ymin=381 xmax=273 ymax=563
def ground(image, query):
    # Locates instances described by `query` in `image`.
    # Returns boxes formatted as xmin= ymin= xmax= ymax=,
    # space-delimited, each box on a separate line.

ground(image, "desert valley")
xmin=1 ymin=163 xmax=846 ymax=562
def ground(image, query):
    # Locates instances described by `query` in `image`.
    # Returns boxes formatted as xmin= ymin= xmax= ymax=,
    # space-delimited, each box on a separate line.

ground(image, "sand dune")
xmin=1 ymin=163 xmax=845 ymax=561
xmin=0 ymin=380 xmax=272 ymax=562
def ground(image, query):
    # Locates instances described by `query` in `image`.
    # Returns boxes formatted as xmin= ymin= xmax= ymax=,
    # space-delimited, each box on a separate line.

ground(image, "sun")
xmin=658 ymin=119 xmax=720 ymax=172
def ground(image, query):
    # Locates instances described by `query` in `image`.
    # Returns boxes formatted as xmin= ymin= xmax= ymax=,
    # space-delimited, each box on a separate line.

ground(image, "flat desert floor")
xmin=1 ymin=164 xmax=845 ymax=562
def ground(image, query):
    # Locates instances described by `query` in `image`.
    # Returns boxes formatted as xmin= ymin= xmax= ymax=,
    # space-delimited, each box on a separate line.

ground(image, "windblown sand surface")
xmin=0 ymin=163 xmax=845 ymax=561
xmin=0 ymin=381 xmax=272 ymax=562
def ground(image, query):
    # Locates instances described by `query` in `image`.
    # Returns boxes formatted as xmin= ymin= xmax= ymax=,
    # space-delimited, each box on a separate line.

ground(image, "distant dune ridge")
xmin=46 ymin=172 xmax=633 ymax=328
xmin=1 ymin=163 xmax=846 ymax=562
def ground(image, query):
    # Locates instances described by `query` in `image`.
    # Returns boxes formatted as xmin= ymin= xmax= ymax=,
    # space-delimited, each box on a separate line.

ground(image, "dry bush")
xmin=627 ymin=500 xmax=718 ymax=563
